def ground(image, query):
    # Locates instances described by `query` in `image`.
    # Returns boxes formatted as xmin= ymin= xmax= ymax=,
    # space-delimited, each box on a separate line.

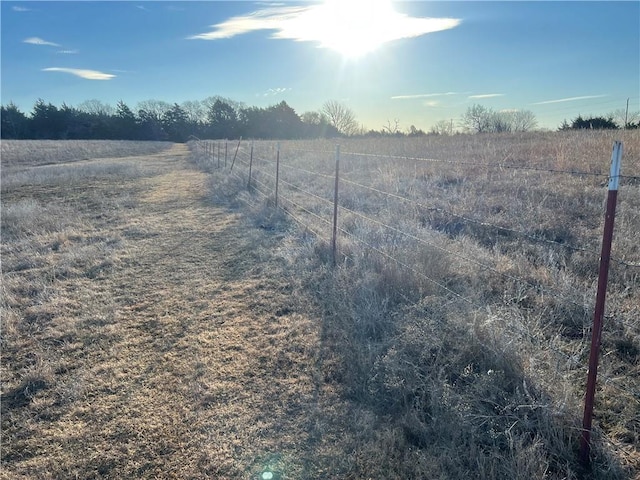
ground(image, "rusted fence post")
xmin=332 ymin=145 xmax=340 ymax=265
xmin=580 ymin=141 xmax=623 ymax=466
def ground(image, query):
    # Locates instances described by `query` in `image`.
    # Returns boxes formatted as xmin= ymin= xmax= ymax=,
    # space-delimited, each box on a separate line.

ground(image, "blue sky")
xmin=1 ymin=1 xmax=639 ymax=131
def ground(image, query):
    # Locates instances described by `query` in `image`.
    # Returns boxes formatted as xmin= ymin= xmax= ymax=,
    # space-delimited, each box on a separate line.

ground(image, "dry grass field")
xmin=192 ymin=130 xmax=640 ymax=479
xmin=1 ymin=141 xmax=357 ymax=479
xmin=2 ymin=131 xmax=639 ymax=479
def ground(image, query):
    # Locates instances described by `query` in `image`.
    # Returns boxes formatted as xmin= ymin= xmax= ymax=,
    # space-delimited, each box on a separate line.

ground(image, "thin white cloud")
xmin=57 ymin=49 xmax=79 ymax=54
xmin=392 ymin=92 xmax=466 ymax=100
xmin=188 ymin=3 xmax=461 ymax=56
xmin=468 ymin=93 xmax=504 ymax=99
xmin=13 ymin=6 xmax=32 ymax=12
xmin=42 ymin=68 xmax=116 ymax=80
xmin=531 ymin=94 xmax=608 ymax=105
xmin=24 ymin=37 xmax=61 ymax=47
xmin=262 ymin=87 xmax=291 ymax=97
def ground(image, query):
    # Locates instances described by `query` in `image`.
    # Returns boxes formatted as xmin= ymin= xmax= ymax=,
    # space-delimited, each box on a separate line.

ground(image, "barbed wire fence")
xmin=190 ymin=138 xmax=639 ymax=398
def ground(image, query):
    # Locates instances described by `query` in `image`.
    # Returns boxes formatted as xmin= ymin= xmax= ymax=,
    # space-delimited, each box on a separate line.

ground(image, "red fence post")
xmin=579 ymin=140 xmax=623 ymax=466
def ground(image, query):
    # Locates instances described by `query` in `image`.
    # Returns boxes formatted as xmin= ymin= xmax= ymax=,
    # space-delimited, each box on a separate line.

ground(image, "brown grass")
xmin=2 ymin=142 xmax=355 ymax=478
xmin=192 ymin=130 xmax=640 ymax=479
xmin=3 ymin=132 xmax=639 ymax=478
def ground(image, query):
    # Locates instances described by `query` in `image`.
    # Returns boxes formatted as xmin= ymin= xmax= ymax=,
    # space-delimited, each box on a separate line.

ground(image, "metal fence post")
xmin=332 ymin=144 xmax=340 ymax=265
xmin=275 ymin=142 xmax=280 ymax=208
xmin=248 ymin=142 xmax=254 ymax=189
xmin=224 ymin=141 xmax=228 ymax=168
xmin=230 ymin=137 xmax=242 ymax=172
xmin=217 ymin=142 xmax=221 ymax=169
xmin=580 ymin=141 xmax=623 ymax=466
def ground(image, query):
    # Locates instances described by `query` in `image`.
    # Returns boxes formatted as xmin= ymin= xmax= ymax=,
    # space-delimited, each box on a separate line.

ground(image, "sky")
xmin=1 ymin=0 xmax=639 ymax=132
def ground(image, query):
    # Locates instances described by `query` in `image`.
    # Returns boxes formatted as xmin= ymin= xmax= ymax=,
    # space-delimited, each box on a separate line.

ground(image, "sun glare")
xmin=290 ymin=0 xmax=400 ymax=58
xmin=190 ymin=1 xmax=461 ymax=58
xmin=317 ymin=0 xmax=395 ymax=58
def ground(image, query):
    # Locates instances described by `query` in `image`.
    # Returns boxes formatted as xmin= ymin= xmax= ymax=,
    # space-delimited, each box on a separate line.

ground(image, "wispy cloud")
xmin=136 ymin=5 xmax=149 ymax=11
xmin=13 ymin=6 xmax=32 ymax=12
xmin=57 ymin=49 xmax=79 ymax=55
xmin=468 ymin=93 xmax=504 ymax=99
xmin=24 ymin=37 xmax=61 ymax=47
xmin=262 ymin=87 xmax=291 ymax=97
xmin=42 ymin=68 xmax=116 ymax=80
xmin=531 ymin=94 xmax=608 ymax=105
xmin=391 ymin=92 xmax=466 ymax=100
xmin=188 ymin=4 xmax=461 ymax=56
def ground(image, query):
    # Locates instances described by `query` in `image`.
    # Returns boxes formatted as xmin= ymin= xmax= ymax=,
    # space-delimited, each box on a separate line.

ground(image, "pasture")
xmin=1 ymin=132 xmax=639 ymax=479
xmin=192 ymin=129 xmax=640 ymax=478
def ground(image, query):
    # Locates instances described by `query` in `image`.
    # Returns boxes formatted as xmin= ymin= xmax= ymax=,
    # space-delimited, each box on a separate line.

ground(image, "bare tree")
xmin=322 ymin=100 xmax=358 ymax=136
xmin=382 ymin=118 xmax=401 ymax=135
xmin=181 ymin=100 xmax=206 ymax=124
xmin=609 ymin=108 xmax=640 ymax=129
xmin=301 ymin=111 xmax=328 ymax=125
xmin=462 ymin=104 xmax=538 ymax=133
xmin=77 ymin=99 xmax=114 ymax=116
xmin=136 ymin=99 xmax=172 ymax=121
xmin=512 ymin=110 xmax=538 ymax=132
xmin=429 ymin=119 xmax=455 ymax=136
xmin=490 ymin=110 xmax=513 ymax=132
xmin=461 ymin=104 xmax=492 ymax=133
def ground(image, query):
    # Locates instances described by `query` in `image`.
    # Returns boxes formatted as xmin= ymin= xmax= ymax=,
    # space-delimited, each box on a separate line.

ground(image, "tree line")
xmin=0 ymin=97 xmax=348 ymax=142
xmin=3 ymin=97 xmax=636 ymax=141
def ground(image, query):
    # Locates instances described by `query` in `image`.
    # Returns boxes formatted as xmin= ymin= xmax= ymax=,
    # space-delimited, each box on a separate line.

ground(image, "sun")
xmin=315 ymin=0 xmax=397 ymax=58
xmin=290 ymin=0 xmax=400 ymax=59
xmin=191 ymin=1 xmax=461 ymax=59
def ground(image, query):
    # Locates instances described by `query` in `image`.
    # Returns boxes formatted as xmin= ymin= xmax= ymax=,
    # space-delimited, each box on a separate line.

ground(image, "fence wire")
xmin=192 ymin=138 xmax=640 ymax=312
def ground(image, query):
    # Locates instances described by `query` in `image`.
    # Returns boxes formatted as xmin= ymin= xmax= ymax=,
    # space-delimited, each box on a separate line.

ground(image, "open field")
xmin=1 ymin=141 xmax=355 ymax=478
xmin=2 ymin=132 xmax=639 ymax=479
xmin=192 ymin=129 xmax=640 ymax=478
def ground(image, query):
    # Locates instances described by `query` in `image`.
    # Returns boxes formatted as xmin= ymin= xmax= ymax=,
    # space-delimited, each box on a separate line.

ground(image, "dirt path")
xmin=2 ymin=145 xmax=350 ymax=479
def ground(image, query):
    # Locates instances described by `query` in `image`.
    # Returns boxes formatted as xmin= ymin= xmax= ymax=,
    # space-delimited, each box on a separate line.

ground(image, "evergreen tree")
xmin=1 ymin=103 xmax=28 ymax=139
xmin=115 ymin=100 xmax=139 ymax=140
